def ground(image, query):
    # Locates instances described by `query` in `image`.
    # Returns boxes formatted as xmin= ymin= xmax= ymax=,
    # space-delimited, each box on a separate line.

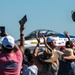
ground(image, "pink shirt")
xmin=0 ymin=50 xmax=23 ymax=75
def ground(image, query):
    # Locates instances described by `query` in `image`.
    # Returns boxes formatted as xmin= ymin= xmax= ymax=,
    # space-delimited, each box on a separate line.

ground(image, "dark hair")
xmin=24 ymin=48 xmax=31 ymax=56
xmin=28 ymin=54 xmax=34 ymax=65
xmin=23 ymin=58 xmax=29 ymax=65
xmin=2 ymin=45 xmax=13 ymax=53
xmin=47 ymin=42 xmax=52 ymax=46
xmin=65 ymin=41 xmax=73 ymax=48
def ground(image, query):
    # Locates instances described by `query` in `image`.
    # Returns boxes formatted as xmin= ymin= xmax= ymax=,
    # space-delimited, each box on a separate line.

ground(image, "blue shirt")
xmin=58 ymin=60 xmax=75 ymax=75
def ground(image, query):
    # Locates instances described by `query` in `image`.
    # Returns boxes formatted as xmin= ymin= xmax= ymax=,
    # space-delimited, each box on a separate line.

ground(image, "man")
xmin=43 ymin=36 xmax=64 ymax=60
xmin=0 ymin=23 xmax=25 ymax=75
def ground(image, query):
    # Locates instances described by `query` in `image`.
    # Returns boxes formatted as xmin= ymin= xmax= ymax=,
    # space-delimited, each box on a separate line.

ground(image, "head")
xmin=60 ymin=46 xmax=65 ymax=52
xmin=28 ymin=54 xmax=34 ymax=65
xmin=65 ymin=40 xmax=73 ymax=48
xmin=46 ymin=37 xmax=57 ymax=49
xmin=24 ymin=48 xmax=31 ymax=56
xmin=2 ymin=36 xmax=15 ymax=52
xmin=37 ymin=48 xmax=59 ymax=63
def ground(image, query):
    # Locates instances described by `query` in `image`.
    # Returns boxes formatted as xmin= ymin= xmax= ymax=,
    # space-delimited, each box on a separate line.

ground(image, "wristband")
xmin=36 ymin=44 xmax=40 ymax=47
xmin=36 ymin=44 xmax=39 ymax=49
xmin=20 ymin=34 xmax=24 ymax=36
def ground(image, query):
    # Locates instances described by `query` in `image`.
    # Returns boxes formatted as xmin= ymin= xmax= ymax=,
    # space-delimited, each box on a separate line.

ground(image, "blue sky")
xmin=0 ymin=0 xmax=75 ymax=40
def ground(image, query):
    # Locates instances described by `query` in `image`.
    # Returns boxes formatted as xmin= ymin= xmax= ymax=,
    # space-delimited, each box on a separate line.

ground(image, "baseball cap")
xmin=46 ymin=37 xmax=54 ymax=43
xmin=60 ymin=46 xmax=65 ymax=51
xmin=2 ymin=36 xmax=15 ymax=49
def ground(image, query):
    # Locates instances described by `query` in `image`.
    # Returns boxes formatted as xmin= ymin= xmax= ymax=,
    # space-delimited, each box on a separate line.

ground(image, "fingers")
xmin=20 ymin=24 xmax=25 ymax=32
xmin=64 ymin=31 xmax=68 ymax=35
xmin=36 ymin=33 xmax=46 ymax=44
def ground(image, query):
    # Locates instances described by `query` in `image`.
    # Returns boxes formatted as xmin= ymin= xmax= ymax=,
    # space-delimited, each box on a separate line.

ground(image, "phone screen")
xmin=0 ymin=26 xmax=5 ymax=37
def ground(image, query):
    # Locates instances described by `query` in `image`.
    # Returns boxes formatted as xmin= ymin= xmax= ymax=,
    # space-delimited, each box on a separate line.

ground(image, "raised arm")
xmin=19 ymin=15 xmax=27 ymax=53
xmin=64 ymin=31 xmax=74 ymax=48
xmin=12 ymin=21 xmax=25 ymax=52
xmin=19 ymin=24 xmax=25 ymax=53
xmin=42 ymin=35 xmax=52 ymax=52
xmin=64 ymin=31 xmax=70 ymax=41
xmin=33 ymin=33 xmax=40 ymax=57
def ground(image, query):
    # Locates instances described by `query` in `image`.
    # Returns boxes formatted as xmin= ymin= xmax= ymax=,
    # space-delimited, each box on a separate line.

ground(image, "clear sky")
xmin=0 ymin=0 xmax=75 ymax=41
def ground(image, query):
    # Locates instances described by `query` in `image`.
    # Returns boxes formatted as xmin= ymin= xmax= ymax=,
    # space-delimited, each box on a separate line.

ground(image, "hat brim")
xmin=63 ymin=48 xmax=75 ymax=60
xmin=44 ymin=52 xmax=59 ymax=63
xmin=38 ymin=52 xmax=59 ymax=63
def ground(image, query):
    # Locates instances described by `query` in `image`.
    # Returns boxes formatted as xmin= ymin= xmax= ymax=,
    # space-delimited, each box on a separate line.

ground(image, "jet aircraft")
xmin=15 ymin=29 xmax=75 ymax=49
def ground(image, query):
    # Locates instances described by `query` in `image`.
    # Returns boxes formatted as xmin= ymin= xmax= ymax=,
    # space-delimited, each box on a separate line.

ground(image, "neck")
xmin=1 ymin=49 xmax=14 ymax=53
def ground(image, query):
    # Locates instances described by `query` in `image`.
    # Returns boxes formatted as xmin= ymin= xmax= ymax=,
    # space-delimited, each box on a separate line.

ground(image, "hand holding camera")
xmin=0 ymin=26 xmax=5 ymax=37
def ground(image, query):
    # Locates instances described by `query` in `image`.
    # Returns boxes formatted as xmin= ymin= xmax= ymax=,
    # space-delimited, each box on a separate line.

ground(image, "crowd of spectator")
xmin=0 ymin=18 xmax=75 ymax=75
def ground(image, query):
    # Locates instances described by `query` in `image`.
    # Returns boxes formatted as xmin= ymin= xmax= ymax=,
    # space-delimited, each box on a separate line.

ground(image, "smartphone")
xmin=0 ymin=26 xmax=5 ymax=37
xmin=19 ymin=15 xmax=27 ymax=25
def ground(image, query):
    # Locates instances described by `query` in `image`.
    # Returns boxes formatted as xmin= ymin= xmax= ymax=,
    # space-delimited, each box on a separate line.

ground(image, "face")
xmin=65 ymin=41 xmax=73 ymax=48
xmin=52 ymin=41 xmax=56 ymax=46
xmin=47 ymin=40 xmax=57 ymax=49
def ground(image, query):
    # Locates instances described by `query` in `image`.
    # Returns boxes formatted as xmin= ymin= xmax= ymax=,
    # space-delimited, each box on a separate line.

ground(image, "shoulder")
xmin=28 ymin=65 xmax=38 ymax=70
xmin=14 ymin=50 xmax=22 ymax=57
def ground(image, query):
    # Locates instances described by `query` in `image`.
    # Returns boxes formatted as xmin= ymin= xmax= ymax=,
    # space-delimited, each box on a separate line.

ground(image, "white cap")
xmin=2 ymin=36 xmax=15 ymax=49
xmin=46 ymin=37 xmax=54 ymax=43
